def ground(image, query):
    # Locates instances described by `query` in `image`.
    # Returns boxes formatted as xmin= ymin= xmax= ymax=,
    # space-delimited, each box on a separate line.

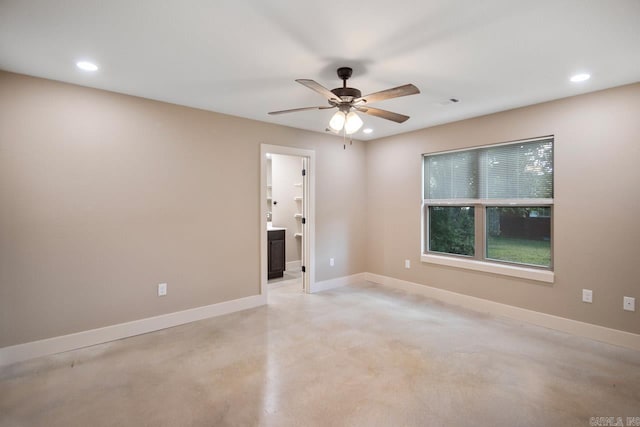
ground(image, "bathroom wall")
xmin=270 ymin=154 xmax=302 ymax=267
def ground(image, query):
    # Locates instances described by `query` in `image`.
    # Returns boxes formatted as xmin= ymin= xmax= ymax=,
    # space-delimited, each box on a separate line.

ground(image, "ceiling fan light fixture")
xmin=344 ymin=111 xmax=363 ymax=135
xmin=329 ymin=111 xmax=346 ymax=131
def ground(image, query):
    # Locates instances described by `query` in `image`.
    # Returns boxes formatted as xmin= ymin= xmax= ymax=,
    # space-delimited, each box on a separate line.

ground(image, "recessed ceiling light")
xmin=76 ymin=61 xmax=98 ymax=72
xmin=363 ymin=128 xmax=373 ymax=134
xmin=570 ymin=73 xmax=590 ymax=82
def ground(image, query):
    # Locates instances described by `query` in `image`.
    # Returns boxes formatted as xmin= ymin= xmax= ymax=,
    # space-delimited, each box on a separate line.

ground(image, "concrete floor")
xmin=267 ymin=268 xmax=302 ymax=285
xmin=1 ymin=281 xmax=639 ymax=427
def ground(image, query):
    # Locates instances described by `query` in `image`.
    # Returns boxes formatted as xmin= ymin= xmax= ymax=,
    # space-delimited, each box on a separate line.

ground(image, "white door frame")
xmin=260 ymin=144 xmax=315 ymax=295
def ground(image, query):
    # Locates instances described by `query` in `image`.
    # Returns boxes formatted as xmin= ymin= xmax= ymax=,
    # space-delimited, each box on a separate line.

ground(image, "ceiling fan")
xmin=268 ymin=67 xmax=420 ymax=135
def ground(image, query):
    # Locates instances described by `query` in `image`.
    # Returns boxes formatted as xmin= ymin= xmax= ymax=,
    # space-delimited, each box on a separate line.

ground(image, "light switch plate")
xmin=405 ymin=259 xmax=411 ymax=269
xmin=582 ymin=289 xmax=592 ymax=303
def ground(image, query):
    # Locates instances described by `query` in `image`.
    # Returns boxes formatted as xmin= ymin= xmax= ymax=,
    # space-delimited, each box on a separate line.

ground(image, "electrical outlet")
xmin=330 ymin=258 xmax=334 ymax=267
xmin=582 ymin=289 xmax=592 ymax=303
xmin=623 ymin=296 xmax=635 ymax=312
xmin=405 ymin=259 xmax=411 ymax=269
xmin=158 ymin=283 xmax=167 ymax=297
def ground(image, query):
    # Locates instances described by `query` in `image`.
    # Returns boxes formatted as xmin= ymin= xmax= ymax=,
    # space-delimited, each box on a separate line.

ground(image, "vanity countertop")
xmin=267 ymin=224 xmax=286 ymax=231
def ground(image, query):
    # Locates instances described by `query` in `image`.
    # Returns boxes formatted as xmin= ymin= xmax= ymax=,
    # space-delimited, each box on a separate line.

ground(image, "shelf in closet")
xmin=293 ymin=183 xmax=302 ymax=187
xmin=294 ymin=233 xmax=303 ymax=238
xmin=294 ymin=196 xmax=303 ymax=201
xmin=294 ymin=213 xmax=303 ymax=219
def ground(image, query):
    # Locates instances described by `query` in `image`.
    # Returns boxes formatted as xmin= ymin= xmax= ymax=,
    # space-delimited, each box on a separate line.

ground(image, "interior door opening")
xmin=260 ymin=145 xmax=315 ymax=296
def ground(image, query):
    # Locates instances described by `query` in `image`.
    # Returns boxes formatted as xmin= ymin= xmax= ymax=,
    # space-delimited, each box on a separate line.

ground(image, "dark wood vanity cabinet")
xmin=268 ymin=229 xmax=286 ymax=279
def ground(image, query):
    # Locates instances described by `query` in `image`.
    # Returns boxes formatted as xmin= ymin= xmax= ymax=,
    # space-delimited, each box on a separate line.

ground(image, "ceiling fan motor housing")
xmin=330 ymin=66 xmax=362 ymax=103
xmin=330 ymin=87 xmax=361 ymax=102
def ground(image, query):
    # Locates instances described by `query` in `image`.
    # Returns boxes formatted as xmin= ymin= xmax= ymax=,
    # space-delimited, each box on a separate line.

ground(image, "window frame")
xmin=421 ymin=136 xmax=555 ymax=283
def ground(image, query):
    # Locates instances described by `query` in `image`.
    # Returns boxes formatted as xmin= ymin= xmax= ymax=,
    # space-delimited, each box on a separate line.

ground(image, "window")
xmin=428 ymin=206 xmax=475 ymax=256
xmin=423 ymin=137 xmax=553 ymax=271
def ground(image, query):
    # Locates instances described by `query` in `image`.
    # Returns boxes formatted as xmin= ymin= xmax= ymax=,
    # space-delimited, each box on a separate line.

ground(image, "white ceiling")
xmin=1 ymin=0 xmax=639 ymax=140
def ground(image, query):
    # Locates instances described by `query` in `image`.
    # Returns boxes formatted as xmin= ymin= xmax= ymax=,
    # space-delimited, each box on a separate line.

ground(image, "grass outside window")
xmin=486 ymin=236 xmax=551 ymax=267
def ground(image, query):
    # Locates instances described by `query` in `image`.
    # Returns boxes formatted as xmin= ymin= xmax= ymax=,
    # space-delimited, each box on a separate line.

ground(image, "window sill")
xmin=421 ymin=254 xmax=554 ymax=284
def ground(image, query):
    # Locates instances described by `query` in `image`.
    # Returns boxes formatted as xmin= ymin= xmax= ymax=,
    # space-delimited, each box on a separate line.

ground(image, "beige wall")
xmin=2 ymin=69 xmax=637 ymax=349
xmin=271 ymin=154 xmax=303 ymax=265
xmin=366 ymin=83 xmax=640 ymax=335
xmin=0 ymin=71 xmax=367 ymax=347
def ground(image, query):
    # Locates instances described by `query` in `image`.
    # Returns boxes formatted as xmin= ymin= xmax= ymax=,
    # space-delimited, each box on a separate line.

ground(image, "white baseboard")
xmin=5 ymin=271 xmax=638 ymax=366
xmin=286 ymin=260 xmax=301 ymax=271
xmin=364 ymin=273 xmax=640 ymax=351
xmin=0 ymin=294 xmax=267 ymax=367
xmin=310 ymin=273 xmax=366 ymax=293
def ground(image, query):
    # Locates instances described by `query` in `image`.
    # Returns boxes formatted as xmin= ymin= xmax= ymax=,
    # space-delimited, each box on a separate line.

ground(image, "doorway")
xmin=260 ymin=144 xmax=315 ymax=296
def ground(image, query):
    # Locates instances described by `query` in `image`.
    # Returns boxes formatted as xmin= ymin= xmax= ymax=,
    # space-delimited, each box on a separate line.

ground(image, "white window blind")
xmin=425 ymin=137 xmax=553 ymax=200
xmin=425 ymin=151 xmax=477 ymax=199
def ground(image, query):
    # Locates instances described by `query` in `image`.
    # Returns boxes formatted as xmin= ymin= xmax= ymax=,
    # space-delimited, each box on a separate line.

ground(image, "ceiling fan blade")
xmin=356 ymin=106 xmax=410 ymax=123
xmin=268 ymin=105 xmax=335 ymax=115
xmin=296 ymin=79 xmax=342 ymax=102
xmin=355 ymin=84 xmax=420 ymax=104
